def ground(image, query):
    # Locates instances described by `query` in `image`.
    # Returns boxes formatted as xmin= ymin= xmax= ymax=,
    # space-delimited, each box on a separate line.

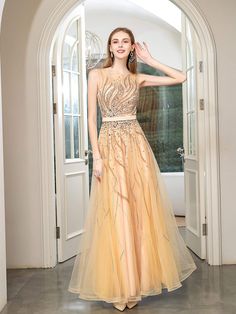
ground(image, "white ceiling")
xmin=84 ymin=0 xmax=181 ymax=32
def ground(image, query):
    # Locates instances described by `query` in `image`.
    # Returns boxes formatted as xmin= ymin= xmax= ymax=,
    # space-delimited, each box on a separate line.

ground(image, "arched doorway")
xmin=37 ymin=0 xmax=221 ymax=267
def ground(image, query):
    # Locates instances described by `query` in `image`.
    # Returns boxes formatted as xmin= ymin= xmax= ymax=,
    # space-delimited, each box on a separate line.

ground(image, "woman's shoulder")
xmin=88 ymin=67 xmax=100 ymax=76
xmin=88 ymin=67 xmax=108 ymax=78
xmin=88 ymin=68 xmax=104 ymax=84
xmin=88 ymin=68 xmax=108 ymax=89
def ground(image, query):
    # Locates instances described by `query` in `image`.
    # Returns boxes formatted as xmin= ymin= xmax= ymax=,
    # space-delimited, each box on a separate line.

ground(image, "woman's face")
xmin=110 ymin=31 xmax=134 ymax=60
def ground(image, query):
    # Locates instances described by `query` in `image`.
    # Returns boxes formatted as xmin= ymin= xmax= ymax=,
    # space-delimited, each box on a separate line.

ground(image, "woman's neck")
xmin=110 ymin=58 xmax=129 ymax=74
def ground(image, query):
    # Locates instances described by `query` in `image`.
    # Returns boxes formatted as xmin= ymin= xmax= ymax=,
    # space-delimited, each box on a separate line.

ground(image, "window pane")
xmin=63 ymin=71 xmax=71 ymax=114
xmin=68 ymin=20 xmax=78 ymax=41
xmin=62 ymin=43 xmax=70 ymax=70
xmin=187 ymin=69 xmax=196 ymax=112
xmin=65 ymin=116 xmax=71 ymax=159
xmin=186 ymin=21 xmax=194 ymax=68
xmin=63 ymin=21 xmax=78 ymax=70
xmin=186 ymin=41 xmax=191 ymax=69
xmin=73 ymin=116 xmax=79 ymax=158
xmin=71 ymin=74 xmax=79 ymax=114
xmin=72 ymin=46 xmax=79 ymax=73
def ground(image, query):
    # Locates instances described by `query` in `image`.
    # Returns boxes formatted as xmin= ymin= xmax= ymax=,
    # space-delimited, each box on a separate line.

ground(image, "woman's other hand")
xmin=93 ymin=157 xmax=103 ymax=182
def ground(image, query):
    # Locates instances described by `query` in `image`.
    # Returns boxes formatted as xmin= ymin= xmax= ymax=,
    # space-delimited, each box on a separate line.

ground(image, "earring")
xmin=110 ymin=51 xmax=114 ymax=58
xmin=129 ymin=50 xmax=135 ymax=63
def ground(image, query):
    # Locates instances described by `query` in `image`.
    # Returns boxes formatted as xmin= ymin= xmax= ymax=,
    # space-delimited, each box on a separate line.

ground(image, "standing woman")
xmin=68 ymin=27 xmax=197 ymax=311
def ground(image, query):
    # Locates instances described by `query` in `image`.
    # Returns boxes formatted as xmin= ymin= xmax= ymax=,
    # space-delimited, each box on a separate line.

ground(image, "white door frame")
xmin=37 ymin=0 xmax=221 ymax=267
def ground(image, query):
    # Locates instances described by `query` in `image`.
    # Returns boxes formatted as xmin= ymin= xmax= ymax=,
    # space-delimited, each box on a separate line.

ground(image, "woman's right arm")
xmin=87 ymin=68 xmax=100 ymax=158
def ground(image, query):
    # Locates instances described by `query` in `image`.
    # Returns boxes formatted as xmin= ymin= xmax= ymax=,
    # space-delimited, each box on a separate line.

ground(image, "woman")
xmin=68 ymin=27 xmax=197 ymax=311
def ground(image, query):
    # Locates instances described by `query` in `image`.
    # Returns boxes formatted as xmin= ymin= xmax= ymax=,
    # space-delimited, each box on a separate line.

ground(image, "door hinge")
xmin=56 ymin=226 xmax=60 ymax=239
xmin=52 ymin=65 xmax=56 ymax=77
xmin=199 ymin=61 xmax=203 ymax=73
xmin=202 ymin=223 xmax=207 ymax=236
xmin=199 ymin=99 xmax=205 ymax=110
xmin=53 ymin=102 xmax=57 ymax=114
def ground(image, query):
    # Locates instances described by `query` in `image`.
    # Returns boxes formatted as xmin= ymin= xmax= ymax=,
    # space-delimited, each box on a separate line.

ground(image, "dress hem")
xmin=68 ymin=263 xmax=197 ymax=303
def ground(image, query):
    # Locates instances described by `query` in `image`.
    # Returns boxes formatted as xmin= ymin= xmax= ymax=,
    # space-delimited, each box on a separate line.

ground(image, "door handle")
xmin=176 ymin=147 xmax=185 ymax=163
xmin=84 ymin=149 xmax=92 ymax=165
xmin=85 ymin=149 xmax=93 ymax=157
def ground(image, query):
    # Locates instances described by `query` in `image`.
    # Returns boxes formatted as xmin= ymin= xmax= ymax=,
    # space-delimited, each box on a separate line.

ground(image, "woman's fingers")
xmin=93 ymin=163 xmax=103 ymax=181
xmin=135 ymin=42 xmax=143 ymax=50
xmin=143 ymin=41 xmax=149 ymax=50
xmin=134 ymin=41 xmax=150 ymax=62
xmin=93 ymin=172 xmax=102 ymax=182
xmin=135 ymin=41 xmax=149 ymax=57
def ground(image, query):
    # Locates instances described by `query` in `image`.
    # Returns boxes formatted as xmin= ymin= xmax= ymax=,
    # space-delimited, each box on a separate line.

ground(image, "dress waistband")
xmin=102 ymin=114 xmax=137 ymax=122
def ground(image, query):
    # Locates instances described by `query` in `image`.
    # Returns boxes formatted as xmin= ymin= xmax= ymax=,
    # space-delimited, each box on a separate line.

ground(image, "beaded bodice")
xmin=97 ymin=68 xmax=139 ymax=118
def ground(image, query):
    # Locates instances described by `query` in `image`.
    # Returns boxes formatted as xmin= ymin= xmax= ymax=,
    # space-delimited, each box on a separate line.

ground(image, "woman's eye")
xmin=112 ymin=40 xmax=129 ymax=44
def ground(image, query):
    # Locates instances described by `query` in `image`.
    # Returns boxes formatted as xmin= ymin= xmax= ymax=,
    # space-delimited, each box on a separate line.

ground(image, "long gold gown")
xmin=68 ymin=68 xmax=197 ymax=303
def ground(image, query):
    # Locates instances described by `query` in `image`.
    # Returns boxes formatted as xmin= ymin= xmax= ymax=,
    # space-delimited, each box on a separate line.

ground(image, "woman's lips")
xmin=117 ymin=50 xmax=125 ymax=53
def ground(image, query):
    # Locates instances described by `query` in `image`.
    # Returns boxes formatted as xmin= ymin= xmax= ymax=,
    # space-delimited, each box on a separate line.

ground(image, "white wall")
xmin=1 ymin=0 xmax=57 ymax=268
xmin=0 ymin=0 xmax=7 ymax=311
xmin=0 ymin=0 xmax=236 ymax=269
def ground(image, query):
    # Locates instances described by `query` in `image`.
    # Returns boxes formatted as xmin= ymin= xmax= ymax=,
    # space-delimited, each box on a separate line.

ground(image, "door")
xmin=181 ymin=14 xmax=206 ymax=259
xmin=52 ymin=5 xmax=89 ymax=262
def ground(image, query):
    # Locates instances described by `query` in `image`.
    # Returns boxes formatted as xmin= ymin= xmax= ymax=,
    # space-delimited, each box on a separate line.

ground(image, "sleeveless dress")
xmin=68 ymin=68 xmax=197 ymax=304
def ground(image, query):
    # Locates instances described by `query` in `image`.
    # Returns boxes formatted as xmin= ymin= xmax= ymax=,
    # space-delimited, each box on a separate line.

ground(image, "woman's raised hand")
xmin=134 ymin=41 xmax=153 ymax=63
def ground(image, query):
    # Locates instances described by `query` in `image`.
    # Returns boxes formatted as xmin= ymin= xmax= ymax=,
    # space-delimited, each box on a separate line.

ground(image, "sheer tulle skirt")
xmin=68 ymin=120 xmax=197 ymax=303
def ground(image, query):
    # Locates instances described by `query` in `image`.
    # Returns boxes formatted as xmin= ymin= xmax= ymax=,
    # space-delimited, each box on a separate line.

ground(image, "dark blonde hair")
xmin=103 ymin=27 xmax=137 ymax=74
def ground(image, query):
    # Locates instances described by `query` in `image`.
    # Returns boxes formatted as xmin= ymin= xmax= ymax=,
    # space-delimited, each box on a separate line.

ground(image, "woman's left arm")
xmin=134 ymin=42 xmax=187 ymax=87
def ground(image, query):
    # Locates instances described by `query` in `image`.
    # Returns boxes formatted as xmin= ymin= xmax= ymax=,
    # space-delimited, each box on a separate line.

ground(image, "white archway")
xmin=0 ymin=1 xmax=7 ymax=310
xmin=172 ymin=0 xmax=221 ymax=266
xmin=37 ymin=0 xmax=221 ymax=267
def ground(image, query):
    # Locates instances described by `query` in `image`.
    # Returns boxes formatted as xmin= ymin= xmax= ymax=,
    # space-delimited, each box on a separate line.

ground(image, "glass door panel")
xmin=185 ymin=19 xmax=197 ymax=157
xmin=62 ymin=19 xmax=82 ymax=160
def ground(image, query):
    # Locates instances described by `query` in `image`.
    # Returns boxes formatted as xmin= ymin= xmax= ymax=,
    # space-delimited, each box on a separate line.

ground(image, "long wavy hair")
xmin=103 ymin=27 xmax=137 ymax=74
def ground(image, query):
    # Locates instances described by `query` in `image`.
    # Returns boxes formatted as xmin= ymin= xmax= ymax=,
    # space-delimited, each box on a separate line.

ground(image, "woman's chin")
xmin=114 ymin=54 xmax=128 ymax=60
